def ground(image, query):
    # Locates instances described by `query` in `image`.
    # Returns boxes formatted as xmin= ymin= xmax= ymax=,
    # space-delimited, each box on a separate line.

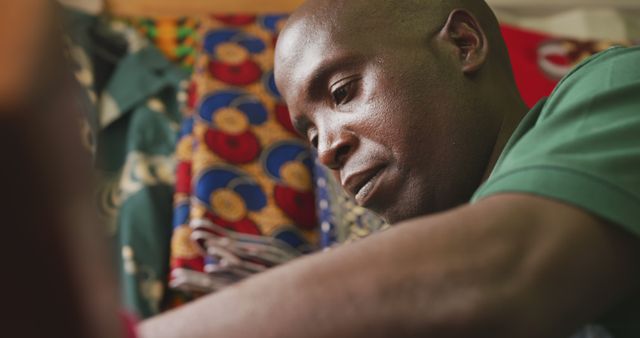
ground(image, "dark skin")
xmin=140 ymin=1 xmax=640 ymax=337
xmin=275 ymin=0 xmax=525 ymax=222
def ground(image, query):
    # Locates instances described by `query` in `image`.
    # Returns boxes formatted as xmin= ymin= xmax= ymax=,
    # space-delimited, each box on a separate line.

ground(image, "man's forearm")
xmin=140 ymin=195 xmax=640 ymax=338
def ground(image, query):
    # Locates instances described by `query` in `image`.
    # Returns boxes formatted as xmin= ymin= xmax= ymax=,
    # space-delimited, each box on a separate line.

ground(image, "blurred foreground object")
xmin=0 ymin=0 xmax=52 ymax=110
xmin=0 ymin=2 xmax=122 ymax=337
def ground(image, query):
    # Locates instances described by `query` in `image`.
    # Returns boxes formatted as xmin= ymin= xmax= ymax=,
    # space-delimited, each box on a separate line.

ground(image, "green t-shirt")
xmin=472 ymin=46 xmax=640 ymax=337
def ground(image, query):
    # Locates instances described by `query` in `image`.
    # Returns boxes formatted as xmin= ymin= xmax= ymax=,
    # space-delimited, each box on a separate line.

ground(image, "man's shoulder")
xmin=473 ymin=47 xmax=640 ymax=232
xmin=544 ymin=46 xmax=640 ymax=113
xmin=565 ymin=45 xmax=639 ymax=77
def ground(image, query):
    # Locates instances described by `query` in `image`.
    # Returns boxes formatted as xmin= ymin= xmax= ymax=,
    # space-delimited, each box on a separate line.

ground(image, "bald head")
xmin=286 ymin=0 xmax=499 ymax=37
xmin=276 ymin=0 xmax=511 ymax=85
xmin=274 ymin=0 xmax=526 ymax=222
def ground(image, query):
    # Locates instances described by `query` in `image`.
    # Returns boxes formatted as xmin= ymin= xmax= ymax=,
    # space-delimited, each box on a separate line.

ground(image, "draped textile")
xmin=169 ymin=14 xmax=320 ymax=296
xmin=64 ymin=9 xmax=188 ymax=318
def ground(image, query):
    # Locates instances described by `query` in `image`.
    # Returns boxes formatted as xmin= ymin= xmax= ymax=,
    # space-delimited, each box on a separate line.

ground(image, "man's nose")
xmin=317 ymin=129 xmax=358 ymax=170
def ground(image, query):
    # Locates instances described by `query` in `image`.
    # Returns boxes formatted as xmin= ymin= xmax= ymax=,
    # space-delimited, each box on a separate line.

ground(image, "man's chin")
xmin=374 ymin=204 xmax=417 ymax=225
xmin=353 ymin=177 xmax=430 ymax=224
xmin=377 ymin=198 xmax=439 ymax=225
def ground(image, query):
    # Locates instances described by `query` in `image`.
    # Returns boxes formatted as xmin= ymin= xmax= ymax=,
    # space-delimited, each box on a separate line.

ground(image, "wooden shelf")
xmin=107 ymin=0 xmax=306 ymax=16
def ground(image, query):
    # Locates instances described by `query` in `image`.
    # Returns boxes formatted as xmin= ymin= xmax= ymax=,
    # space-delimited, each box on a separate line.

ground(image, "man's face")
xmin=275 ymin=13 xmax=499 ymax=223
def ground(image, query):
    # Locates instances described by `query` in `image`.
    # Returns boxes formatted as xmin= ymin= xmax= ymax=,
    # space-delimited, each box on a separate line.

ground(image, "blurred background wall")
xmin=487 ymin=0 xmax=640 ymax=41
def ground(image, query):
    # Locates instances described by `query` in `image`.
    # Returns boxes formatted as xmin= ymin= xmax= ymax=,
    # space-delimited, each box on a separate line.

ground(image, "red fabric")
xmin=275 ymin=103 xmax=297 ymax=134
xmin=500 ymin=25 xmax=558 ymax=108
xmin=120 ymin=310 xmax=138 ymax=338
xmin=176 ymin=161 xmax=192 ymax=194
xmin=172 ymin=256 xmax=205 ymax=272
xmin=205 ymin=211 xmax=262 ymax=235
xmin=208 ymin=60 xmax=263 ymax=86
xmin=499 ymin=24 xmax=629 ymax=108
xmin=204 ymin=129 xmax=261 ymax=164
xmin=274 ymin=185 xmax=317 ymax=231
xmin=212 ymin=15 xmax=256 ymax=26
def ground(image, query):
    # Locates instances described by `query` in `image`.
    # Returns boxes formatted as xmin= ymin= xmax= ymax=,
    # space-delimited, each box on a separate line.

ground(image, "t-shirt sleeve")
xmin=473 ymin=47 xmax=640 ymax=236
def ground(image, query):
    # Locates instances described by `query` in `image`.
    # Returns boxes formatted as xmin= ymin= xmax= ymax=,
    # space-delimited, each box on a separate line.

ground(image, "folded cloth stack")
xmin=171 ymin=218 xmax=303 ymax=293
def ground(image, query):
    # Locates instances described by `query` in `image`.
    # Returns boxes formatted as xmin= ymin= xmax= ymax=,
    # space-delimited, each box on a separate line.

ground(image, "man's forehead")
xmin=274 ymin=0 xmax=403 ymax=98
xmin=275 ymin=14 xmax=363 ymax=100
xmin=274 ymin=0 xmax=448 ymax=86
xmin=279 ymin=0 xmax=399 ymax=49
xmin=275 ymin=22 xmax=330 ymax=99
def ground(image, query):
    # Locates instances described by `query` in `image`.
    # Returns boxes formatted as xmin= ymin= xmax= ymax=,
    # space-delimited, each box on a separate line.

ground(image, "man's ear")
xmin=438 ymin=9 xmax=488 ymax=75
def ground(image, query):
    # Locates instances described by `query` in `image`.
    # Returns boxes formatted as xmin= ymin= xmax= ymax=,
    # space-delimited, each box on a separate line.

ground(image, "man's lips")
xmin=342 ymin=165 xmax=386 ymax=205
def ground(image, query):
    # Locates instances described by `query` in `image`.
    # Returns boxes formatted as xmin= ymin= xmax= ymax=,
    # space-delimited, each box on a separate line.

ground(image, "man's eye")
xmin=310 ymin=134 xmax=318 ymax=149
xmin=331 ymin=81 xmax=354 ymax=105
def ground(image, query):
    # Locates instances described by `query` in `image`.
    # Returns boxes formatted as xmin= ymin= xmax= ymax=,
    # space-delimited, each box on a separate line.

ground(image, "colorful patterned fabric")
xmin=63 ymin=9 xmax=188 ymax=318
xmin=169 ymin=14 xmax=319 ymax=296
xmin=501 ymin=24 xmax=633 ymax=108
xmin=313 ymin=157 xmax=388 ymax=247
xmin=130 ymin=17 xmax=200 ymax=72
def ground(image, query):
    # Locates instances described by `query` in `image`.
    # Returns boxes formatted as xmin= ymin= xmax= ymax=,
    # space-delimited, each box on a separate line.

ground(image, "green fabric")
xmin=473 ymin=45 xmax=640 ymax=231
xmin=64 ymin=9 xmax=188 ymax=318
xmin=472 ymin=46 xmax=640 ymax=337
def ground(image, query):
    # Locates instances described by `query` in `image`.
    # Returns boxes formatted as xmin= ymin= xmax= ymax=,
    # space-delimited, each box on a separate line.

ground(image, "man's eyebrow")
xmin=304 ymin=54 xmax=365 ymax=101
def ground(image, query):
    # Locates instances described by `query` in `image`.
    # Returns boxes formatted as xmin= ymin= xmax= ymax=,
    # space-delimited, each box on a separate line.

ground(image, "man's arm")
xmin=140 ymin=194 xmax=640 ymax=338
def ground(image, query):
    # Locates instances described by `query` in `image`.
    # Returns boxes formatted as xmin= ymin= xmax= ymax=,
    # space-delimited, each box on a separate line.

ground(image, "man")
xmin=140 ymin=0 xmax=640 ymax=337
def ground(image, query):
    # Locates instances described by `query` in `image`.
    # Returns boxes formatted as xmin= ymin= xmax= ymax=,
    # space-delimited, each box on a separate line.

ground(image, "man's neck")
xmin=481 ymin=97 xmax=529 ymax=182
